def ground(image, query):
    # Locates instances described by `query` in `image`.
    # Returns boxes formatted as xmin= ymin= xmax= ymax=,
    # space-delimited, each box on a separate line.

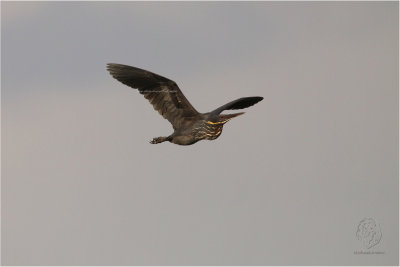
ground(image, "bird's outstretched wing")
xmin=107 ymin=63 xmax=199 ymax=130
xmin=211 ymin=96 xmax=263 ymax=115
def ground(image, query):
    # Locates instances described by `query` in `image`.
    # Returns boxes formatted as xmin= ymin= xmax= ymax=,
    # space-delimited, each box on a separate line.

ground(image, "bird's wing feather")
xmin=107 ymin=63 xmax=199 ymax=130
xmin=211 ymin=96 xmax=263 ymax=115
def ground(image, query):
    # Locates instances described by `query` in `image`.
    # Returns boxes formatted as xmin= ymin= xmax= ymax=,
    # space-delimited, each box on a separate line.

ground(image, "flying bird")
xmin=107 ymin=63 xmax=263 ymax=146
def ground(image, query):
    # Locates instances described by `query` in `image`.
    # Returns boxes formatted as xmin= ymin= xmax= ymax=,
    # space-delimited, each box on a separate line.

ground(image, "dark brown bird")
xmin=107 ymin=63 xmax=263 ymax=146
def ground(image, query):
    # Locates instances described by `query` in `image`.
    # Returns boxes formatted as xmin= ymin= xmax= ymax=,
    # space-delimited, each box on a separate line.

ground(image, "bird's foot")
xmin=149 ymin=136 xmax=167 ymax=144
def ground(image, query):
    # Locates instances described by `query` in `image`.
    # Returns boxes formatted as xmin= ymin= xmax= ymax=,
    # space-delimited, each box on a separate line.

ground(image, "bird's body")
xmin=107 ymin=63 xmax=263 ymax=146
xmin=167 ymin=113 xmax=242 ymax=145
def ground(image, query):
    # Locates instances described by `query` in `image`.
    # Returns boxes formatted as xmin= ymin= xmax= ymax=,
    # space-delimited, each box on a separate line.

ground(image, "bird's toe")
xmin=150 ymin=137 xmax=159 ymax=144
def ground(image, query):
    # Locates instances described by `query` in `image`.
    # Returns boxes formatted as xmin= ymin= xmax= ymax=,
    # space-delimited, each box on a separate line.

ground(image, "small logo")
xmin=356 ymin=218 xmax=382 ymax=249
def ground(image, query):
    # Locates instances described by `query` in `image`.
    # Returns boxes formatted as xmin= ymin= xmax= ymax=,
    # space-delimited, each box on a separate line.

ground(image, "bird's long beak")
xmin=219 ymin=112 xmax=244 ymax=123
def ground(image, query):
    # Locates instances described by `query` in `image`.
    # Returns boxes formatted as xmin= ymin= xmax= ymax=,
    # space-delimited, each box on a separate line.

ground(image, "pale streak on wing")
xmin=107 ymin=63 xmax=199 ymax=130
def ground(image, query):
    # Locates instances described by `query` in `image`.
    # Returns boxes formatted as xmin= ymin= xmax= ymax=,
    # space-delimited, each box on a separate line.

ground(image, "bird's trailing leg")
xmin=150 ymin=136 xmax=169 ymax=144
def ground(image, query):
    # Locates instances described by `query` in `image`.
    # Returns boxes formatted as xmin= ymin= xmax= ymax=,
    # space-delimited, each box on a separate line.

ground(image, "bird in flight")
xmin=107 ymin=63 xmax=263 ymax=146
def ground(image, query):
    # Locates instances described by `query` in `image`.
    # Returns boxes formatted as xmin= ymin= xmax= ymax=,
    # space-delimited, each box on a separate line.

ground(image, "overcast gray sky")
xmin=2 ymin=2 xmax=398 ymax=265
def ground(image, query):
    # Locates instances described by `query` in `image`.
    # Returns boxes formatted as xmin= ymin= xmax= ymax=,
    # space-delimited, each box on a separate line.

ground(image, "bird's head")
xmin=203 ymin=112 xmax=244 ymax=126
xmin=217 ymin=112 xmax=244 ymax=124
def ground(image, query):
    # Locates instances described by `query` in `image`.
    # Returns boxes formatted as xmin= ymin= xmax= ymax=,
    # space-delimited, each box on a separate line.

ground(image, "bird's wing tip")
xmin=106 ymin=63 xmax=115 ymax=71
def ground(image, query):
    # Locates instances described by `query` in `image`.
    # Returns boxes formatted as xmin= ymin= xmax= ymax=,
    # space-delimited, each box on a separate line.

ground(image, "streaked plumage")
xmin=107 ymin=63 xmax=263 ymax=145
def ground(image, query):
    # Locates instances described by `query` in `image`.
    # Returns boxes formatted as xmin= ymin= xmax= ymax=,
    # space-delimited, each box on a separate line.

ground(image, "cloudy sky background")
xmin=2 ymin=2 xmax=398 ymax=265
